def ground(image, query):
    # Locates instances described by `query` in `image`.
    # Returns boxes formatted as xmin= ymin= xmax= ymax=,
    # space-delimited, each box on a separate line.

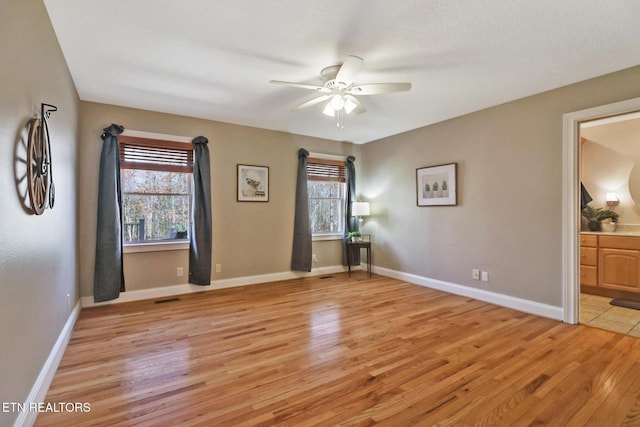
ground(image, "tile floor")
xmin=580 ymin=293 xmax=640 ymax=337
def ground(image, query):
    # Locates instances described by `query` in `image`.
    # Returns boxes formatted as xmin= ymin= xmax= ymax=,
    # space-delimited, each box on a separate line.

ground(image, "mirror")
xmin=629 ymin=162 xmax=640 ymax=206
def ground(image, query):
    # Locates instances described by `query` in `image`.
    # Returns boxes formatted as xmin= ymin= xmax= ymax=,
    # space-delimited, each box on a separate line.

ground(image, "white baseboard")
xmin=14 ymin=302 xmax=81 ymax=427
xmin=81 ymin=264 xmax=355 ymax=308
xmin=81 ymin=264 xmax=562 ymax=321
xmin=373 ymin=266 xmax=563 ymax=321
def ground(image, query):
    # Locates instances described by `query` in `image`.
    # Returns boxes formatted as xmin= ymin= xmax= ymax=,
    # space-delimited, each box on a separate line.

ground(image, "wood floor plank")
xmin=36 ymin=273 xmax=640 ymax=426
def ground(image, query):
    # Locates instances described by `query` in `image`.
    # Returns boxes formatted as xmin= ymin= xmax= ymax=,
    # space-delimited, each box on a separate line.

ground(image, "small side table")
xmin=347 ymin=241 xmax=372 ymax=277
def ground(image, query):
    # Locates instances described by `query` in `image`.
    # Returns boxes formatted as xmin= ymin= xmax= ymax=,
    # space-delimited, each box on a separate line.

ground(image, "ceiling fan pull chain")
xmin=337 ymin=108 xmax=344 ymax=129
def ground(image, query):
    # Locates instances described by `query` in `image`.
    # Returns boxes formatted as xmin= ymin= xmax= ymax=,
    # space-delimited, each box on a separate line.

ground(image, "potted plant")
xmin=582 ymin=205 xmax=602 ymax=231
xmin=599 ymin=209 xmax=619 ymax=232
xmin=175 ymin=224 xmax=188 ymax=239
xmin=582 ymin=205 xmax=619 ymax=231
xmin=346 ymin=231 xmax=362 ymax=242
xmin=423 ymin=182 xmax=431 ymax=198
xmin=432 ymin=181 xmax=440 ymax=198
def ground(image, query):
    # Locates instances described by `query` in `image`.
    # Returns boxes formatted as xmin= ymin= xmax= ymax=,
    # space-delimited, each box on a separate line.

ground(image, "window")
xmin=307 ymin=157 xmax=346 ymax=236
xmin=119 ymin=135 xmax=192 ymax=244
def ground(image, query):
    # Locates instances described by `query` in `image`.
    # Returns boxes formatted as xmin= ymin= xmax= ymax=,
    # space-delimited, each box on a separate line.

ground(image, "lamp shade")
xmin=352 ymin=202 xmax=370 ymax=217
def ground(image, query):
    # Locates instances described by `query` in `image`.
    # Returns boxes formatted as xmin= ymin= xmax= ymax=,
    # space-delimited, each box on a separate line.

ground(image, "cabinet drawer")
xmin=580 ymin=247 xmax=598 ymax=266
xmin=580 ymin=234 xmax=598 ymax=247
xmin=580 ymin=265 xmax=598 ymax=287
xmin=599 ymin=235 xmax=640 ymax=251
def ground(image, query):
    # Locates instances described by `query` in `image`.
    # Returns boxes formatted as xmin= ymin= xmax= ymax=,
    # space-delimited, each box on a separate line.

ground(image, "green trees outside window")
xmin=122 ymin=169 xmax=191 ymax=242
xmin=308 ymin=180 xmax=345 ymax=234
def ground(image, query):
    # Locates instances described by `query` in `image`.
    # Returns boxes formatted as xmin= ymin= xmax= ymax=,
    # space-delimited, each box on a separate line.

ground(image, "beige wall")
xmin=581 ymin=124 xmax=640 ymax=226
xmin=78 ymin=102 xmax=360 ymax=297
xmin=0 ymin=0 xmax=79 ymax=423
xmin=360 ymin=65 xmax=640 ymax=306
xmin=582 ymin=140 xmax=640 ymax=224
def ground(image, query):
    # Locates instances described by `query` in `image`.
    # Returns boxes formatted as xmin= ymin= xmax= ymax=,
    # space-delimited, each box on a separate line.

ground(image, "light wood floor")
xmin=38 ymin=273 xmax=640 ymax=426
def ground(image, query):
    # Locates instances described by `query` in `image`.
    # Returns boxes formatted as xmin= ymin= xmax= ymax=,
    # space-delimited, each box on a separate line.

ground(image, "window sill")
xmin=312 ymin=233 xmax=344 ymax=242
xmin=123 ymin=240 xmax=189 ymax=253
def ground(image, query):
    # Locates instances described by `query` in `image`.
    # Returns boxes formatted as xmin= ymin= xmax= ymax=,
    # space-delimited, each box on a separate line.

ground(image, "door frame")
xmin=563 ymin=96 xmax=640 ymax=324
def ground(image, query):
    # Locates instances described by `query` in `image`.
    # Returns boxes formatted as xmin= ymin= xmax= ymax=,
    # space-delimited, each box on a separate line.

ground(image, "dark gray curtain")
xmin=94 ymin=124 xmax=125 ymax=302
xmin=189 ymin=136 xmax=212 ymax=285
xmin=292 ymin=148 xmax=312 ymax=271
xmin=343 ymin=155 xmax=360 ymax=266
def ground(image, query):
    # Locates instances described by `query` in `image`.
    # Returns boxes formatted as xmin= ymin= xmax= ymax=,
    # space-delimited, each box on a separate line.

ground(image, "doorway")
xmin=579 ymin=113 xmax=640 ymax=335
xmin=563 ymin=96 xmax=640 ymax=327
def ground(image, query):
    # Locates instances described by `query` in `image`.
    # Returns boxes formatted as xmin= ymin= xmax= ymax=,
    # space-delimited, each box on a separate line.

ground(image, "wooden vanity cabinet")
xmin=579 ymin=234 xmax=598 ymax=287
xmin=581 ymin=233 xmax=640 ymax=300
xmin=598 ymin=236 xmax=640 ymax=293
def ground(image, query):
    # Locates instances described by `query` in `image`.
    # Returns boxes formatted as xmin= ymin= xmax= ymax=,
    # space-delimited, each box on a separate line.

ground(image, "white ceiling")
xmin=43 ymin=0 xmax=640 ymax=144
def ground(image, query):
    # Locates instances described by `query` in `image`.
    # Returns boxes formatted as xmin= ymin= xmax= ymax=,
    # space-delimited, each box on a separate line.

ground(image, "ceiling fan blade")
xmin=344 ymin=95 xmax=366 ymax=115
xmin=335 ymin=55 xmax=363 ymax=85
xmin=348 ymin=82 xmax=412 ymax=95
xmin=292 ymin=94 xmax=332 ymax=111
xmin=270 ymin=80 xmax=330 ymax=92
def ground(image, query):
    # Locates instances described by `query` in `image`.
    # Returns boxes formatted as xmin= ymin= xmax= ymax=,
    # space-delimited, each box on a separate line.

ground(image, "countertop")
xmin=581 ymin=231 xmax=640 ymax=236
xmin=581 ymin=225 xmax=640 ymax=237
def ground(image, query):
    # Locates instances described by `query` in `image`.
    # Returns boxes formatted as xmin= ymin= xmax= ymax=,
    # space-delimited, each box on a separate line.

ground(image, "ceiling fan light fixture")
xmin=344 ymin=97 xmax=357 ymax=114
xmin=322 ymin=103 xmax=335 ymax=117
xmin=271 ymin=55 xmax=411 ymax=130
xmin=330 ymin=94 xmax=345 ymax=110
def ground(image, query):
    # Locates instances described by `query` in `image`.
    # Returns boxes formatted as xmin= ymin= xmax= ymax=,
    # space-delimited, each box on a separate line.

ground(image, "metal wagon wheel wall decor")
xmin=26 ymin=103 xmax=57 ymax=215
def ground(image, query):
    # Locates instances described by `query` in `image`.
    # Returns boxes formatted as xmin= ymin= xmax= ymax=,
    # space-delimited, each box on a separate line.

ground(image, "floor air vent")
xmin=319 ymin=275 xmax=334 ymax=279
xmin=154 ymin=297 xmax=181 ymax=304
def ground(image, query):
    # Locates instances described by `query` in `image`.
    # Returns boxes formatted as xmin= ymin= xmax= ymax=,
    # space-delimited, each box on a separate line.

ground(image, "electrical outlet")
xmin=312 ymin=254 xmax=318 ymax=263
xmin=472 ymin=269 xmax=480 ymax=280
xmin=177 ymin=267 xmax=184 ymax=277
xmin=481 ymin=271 xmax=489 ymax=282
xmin=215 ymin=264 xmax=221 ymax=273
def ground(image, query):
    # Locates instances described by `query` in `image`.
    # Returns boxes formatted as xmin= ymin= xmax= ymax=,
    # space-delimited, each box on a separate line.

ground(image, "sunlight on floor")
xmin=580 ymin=293 xmax=640 ymax=337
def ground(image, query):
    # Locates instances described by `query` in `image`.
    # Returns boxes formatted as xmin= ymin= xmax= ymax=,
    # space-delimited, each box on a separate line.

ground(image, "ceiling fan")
xmin=270 ymin=55 xmax=411 ymax=129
